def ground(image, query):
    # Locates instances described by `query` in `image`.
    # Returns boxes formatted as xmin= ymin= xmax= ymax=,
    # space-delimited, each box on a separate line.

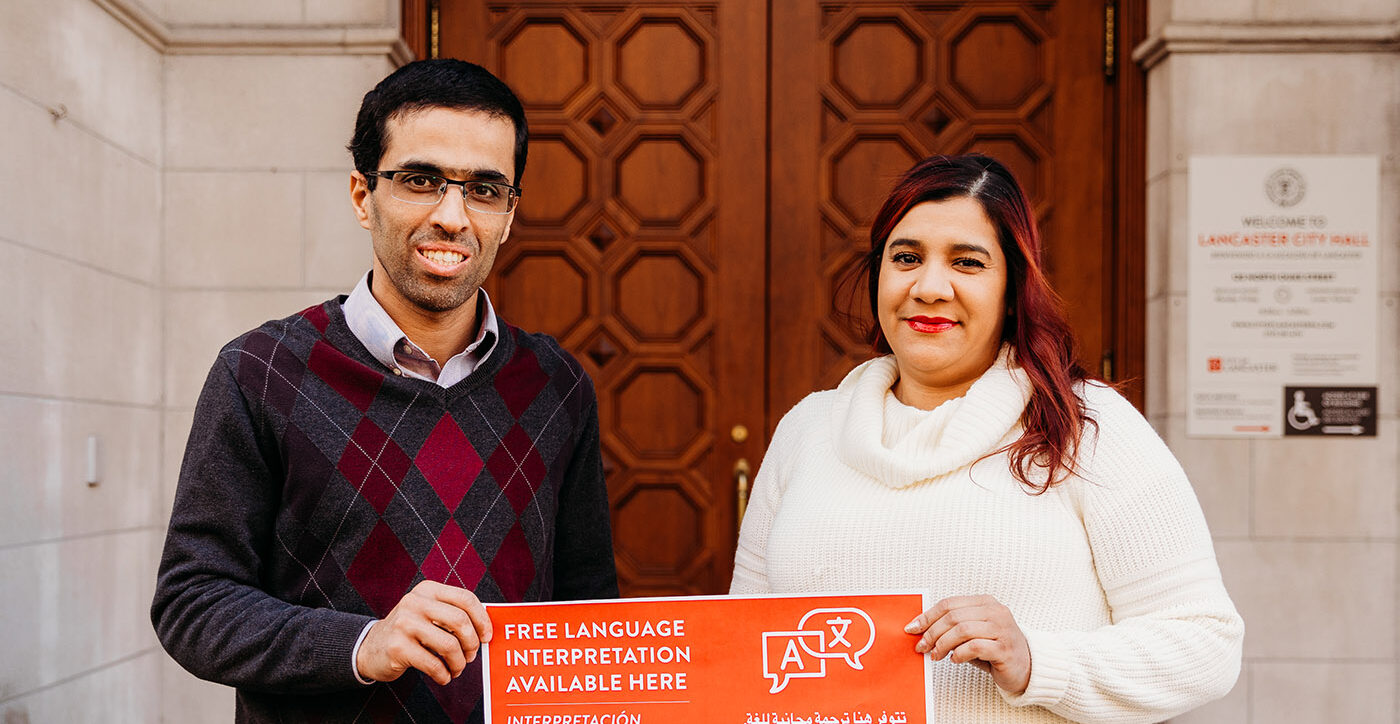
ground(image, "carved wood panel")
xmin=443 ymin=2 xmax=766 ymax=596
xmin=437 ymin=0 xmax=1118 ymax=595
xmin=771 ymin=1 xmax=1108 ymax=413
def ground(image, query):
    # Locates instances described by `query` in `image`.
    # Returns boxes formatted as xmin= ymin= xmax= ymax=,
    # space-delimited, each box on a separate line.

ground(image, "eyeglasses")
xmin=365 ymin=170 xmax=521 ymax=215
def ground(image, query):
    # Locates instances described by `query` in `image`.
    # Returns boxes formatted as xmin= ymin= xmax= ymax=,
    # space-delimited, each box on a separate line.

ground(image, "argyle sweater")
xmin=152 ymin=298 xmax=618 ymax=724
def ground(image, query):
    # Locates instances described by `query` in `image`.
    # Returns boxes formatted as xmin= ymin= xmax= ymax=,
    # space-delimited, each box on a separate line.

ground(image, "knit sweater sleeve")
xmin=151 ymin=351 xmax=372 ymax=693
xmin=1002 ymin=385 xmax=1244 ymax=723
xmin=550 ymin=373 xmax=620 ymax=600
xmin=730 ymin=394 xmax=817 ymax=594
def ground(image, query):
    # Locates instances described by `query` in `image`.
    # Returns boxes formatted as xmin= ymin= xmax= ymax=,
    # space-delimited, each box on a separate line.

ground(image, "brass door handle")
xmin=734 ymin=458 xmax=751 ymax=526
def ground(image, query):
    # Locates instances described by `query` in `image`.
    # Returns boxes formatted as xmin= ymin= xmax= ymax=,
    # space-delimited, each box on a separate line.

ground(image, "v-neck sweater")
xmin=153 ymin=298 xmax=617 ymax=723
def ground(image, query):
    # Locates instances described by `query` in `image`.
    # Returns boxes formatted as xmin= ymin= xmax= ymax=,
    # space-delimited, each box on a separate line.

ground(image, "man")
xmin=152 ymin=59 xmax=618 ymax=723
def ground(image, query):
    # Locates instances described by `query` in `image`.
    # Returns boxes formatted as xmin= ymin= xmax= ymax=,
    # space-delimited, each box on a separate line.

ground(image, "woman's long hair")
xmin=864 ymin=154 xmax=1092 ymax=492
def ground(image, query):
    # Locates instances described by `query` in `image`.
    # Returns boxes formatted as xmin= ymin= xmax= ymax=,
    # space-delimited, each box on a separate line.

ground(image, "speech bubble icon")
xmin=761 ymin=630 xmax=826 ymax=694
xmin=797 ymin=607 xmax=876 ymax=670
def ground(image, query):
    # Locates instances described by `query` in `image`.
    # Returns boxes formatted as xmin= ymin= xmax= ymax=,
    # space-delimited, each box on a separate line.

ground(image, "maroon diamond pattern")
xmin=489 ymin=523 xmax=536 ymax=601
xmin=299 ymin=303 xmax=330 ymax=333
xmin=494 ymin=345 xmax=549 ymax=419
xmin=291 ymin=527 xmax=345 ymax=605
xmin=430 ymin=674 xmax=479 ymax=724
xmin=282 ymin=424 xmax=333 ymax=526
xmin=487 ymin=425 xmax=548 ymax=514
xmin=415 ymin=414 xmax=483 ymax=511
xmin=309 ymin=340 xmax=383 ymax=412
xmin=421 ymin=519 xmax=486 ymax=590
xmin=346 ymin=520 xmax=417 ymax=617
xmin=237 ymin=331 xmax=306 ymax=417
xmin=337 ymin=417 xmax=412 ymax=513
xmin=364 ymin=672 xmax=418 ymax=722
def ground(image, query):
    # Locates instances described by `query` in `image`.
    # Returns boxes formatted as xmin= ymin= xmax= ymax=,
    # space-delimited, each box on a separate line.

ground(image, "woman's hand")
xmin=905 ymin=595 xmax=1031 ymax=695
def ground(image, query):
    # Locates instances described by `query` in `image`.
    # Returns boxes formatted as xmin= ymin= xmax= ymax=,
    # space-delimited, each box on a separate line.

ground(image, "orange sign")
xmin=483 ymin=592 xmax=933 ymax=724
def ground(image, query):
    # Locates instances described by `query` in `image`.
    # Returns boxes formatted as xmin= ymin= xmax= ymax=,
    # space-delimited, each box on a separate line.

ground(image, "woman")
xmin=731 ymin=154 xmax=1243 ymax=723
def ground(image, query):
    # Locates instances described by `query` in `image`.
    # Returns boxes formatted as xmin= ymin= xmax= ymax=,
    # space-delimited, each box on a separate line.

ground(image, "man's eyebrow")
xmin=465 ymin=169 xmax=511 ymax=184
xmin=396 ymin=159 xmax=510 ymax=183
xmin=396 ymin=160 xmax=445 ymax=175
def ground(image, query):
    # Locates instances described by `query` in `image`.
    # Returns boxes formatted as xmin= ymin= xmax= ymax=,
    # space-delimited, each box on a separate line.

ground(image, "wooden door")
xmin=428 ymin=0 xmax=1126 ymax=596
xmin=438 ymin=2 xmax=768 ymax=596
xmin=769 ymin=0 xmax=1112 ymax=414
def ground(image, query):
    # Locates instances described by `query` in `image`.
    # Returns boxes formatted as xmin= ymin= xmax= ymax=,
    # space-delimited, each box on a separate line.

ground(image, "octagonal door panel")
xmin=770 ymin=0 xmax=1112 ymax=415
xmin=441 ymin=2 xmax=766 ymax=596
xmin=433 ymin=0 xmax=1125 ymax=596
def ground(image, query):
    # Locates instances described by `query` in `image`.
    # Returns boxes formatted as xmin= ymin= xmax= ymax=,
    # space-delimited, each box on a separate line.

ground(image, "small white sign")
xmin=1187 ymin=156 xmax=1378 ymax=438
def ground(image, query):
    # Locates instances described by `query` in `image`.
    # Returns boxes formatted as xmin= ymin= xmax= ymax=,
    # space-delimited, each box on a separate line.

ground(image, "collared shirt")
xmin=341 ymin=271 xmax=499 ymax=387
xmin=341 ymin=271 xmax=500 ymax=682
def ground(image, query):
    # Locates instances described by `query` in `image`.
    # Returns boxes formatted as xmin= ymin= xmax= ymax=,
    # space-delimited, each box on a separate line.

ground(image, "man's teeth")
xmin=422 ymin=250 xmax=464 ymax=265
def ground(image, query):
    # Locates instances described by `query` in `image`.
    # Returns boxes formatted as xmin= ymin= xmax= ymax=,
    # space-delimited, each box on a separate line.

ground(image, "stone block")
xmin=1216 ymin=540 xmax=1395 ymax=659
xmin=0 ymin=0 xmax=162 ymax=163
xmin=164 ymin=170 xmax=304 ymax=288
xmin=165 ymin=55 xmax=391 ymax=170
xmin=1252 ymin=429 xmax=1398 ymax=538
xmin=0 ymin=242 xmax=161 ymax=405
xmin=1251 ymin=661 xmax=1396 ymax=723
xmin=304 ymin=170 xmax=373 ymax=290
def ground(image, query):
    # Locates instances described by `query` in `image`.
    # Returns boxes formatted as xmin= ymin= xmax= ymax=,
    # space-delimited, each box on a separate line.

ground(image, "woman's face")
xmin=877 ymin=197 xmax=1009 ymax=406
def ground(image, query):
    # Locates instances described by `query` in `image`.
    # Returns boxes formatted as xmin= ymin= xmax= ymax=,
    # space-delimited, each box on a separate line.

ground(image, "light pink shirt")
xmin=339 ymin=270 xmax=501 ymax=682
xmin=341 ymin=271 xmax=499 ymax=387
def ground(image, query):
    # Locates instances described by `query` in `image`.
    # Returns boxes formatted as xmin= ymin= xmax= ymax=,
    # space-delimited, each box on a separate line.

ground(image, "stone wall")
xmin=0 ymin=0 xmax=164 ymax=720
xmin=1140 ymin=2 xmax=1400 ymax=722
xmin=0 ymin=1 xmax=400 ymax=721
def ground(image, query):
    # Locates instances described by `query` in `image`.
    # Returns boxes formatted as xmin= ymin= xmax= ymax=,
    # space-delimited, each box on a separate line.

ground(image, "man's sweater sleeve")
xmin=550 ymin=375 xmax=620 ymax=600
xmin=1002 ymin=386 xmax=1245 ymax=723
xmin=151 ymin=353 xmax=372 ymax=693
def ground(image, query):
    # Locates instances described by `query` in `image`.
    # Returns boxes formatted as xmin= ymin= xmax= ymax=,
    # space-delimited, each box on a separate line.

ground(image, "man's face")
xmin=351 ymin=107 xmax=517 ymax=316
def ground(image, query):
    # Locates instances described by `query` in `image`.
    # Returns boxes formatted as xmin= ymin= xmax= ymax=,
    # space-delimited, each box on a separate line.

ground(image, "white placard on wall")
xmin=1187 ymin=156 xmax=1379 ymax=438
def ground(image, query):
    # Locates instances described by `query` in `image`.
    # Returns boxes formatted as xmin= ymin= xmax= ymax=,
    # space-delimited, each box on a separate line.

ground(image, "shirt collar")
xmin=341 ymin=271 xmax=499 ymax=378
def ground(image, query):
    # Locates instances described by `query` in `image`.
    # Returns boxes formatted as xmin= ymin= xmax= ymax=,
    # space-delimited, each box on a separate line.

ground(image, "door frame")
xmin=1109 ymin=0 xmax=1147 ymax=410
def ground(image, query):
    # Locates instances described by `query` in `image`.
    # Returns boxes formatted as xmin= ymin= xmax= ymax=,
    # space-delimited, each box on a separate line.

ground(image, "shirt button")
xmin=392 ymin=367 xmax=403 ymax=376
xmin=402 ymin=343 xmax=413 ymax=354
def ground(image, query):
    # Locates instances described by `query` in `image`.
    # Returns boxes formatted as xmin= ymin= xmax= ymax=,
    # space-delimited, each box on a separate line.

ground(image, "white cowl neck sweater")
xmin=732 ymin=350 xmax=1243 ymax=724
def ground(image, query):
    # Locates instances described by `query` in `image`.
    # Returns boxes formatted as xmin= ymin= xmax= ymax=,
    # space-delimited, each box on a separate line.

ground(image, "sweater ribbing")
xmin=733 ymin=354 xmax=1243 ymax=724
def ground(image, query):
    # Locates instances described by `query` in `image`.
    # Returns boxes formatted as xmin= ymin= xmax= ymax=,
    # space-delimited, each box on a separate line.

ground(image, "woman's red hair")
xmin=864 ymin=154 xmax=1093 ymax=492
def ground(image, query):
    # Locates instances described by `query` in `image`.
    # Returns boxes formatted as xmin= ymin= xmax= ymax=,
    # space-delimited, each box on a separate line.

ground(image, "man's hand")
xmin=356 ymin=581 xmax=493 ymax=685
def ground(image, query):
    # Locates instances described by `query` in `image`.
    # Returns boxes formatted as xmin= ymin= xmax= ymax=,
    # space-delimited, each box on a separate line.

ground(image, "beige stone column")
xmin=1138 ymin=3 xmax=1400 ymax=722
xmin=0 ymin=1 xmax=407 ymax=722
xmin=0 ymin=0 xmax=165 ymax=720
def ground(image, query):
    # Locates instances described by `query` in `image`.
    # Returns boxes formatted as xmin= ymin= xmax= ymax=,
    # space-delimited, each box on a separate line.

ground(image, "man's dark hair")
xmin=348 ymin=59 xmax=528 ymax=186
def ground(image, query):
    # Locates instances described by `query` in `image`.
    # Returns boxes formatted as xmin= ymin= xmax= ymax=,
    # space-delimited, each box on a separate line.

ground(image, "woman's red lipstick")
xmin=906 ymin=316 xmax=956 ymax=333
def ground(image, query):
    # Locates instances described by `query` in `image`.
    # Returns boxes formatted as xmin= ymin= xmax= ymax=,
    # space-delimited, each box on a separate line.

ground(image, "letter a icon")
xmin=781 ymin=639 xmax=805 ymax=670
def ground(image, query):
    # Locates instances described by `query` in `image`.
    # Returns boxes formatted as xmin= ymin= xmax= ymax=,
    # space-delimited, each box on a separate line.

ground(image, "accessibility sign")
xmin=1282 ymin=386 xmax=1377 ymax=436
